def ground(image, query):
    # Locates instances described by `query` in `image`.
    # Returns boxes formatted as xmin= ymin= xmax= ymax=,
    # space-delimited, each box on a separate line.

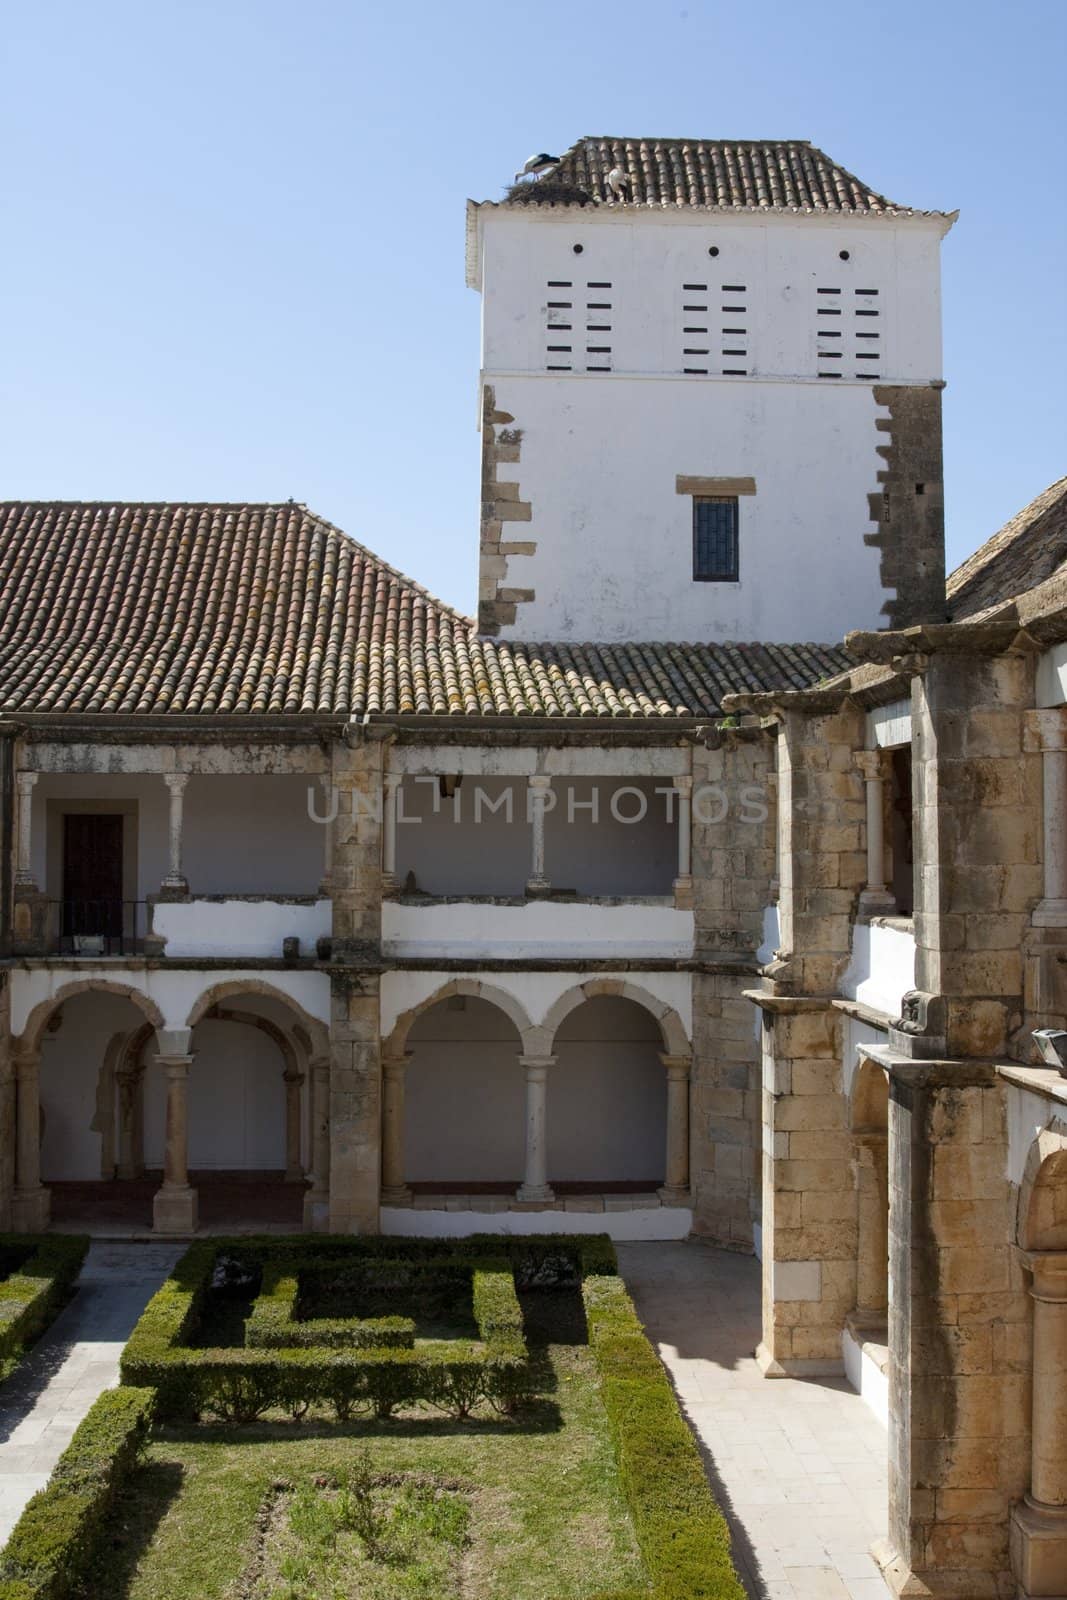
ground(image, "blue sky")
xmin=2 ymin=0 xmax=1064 ymax=617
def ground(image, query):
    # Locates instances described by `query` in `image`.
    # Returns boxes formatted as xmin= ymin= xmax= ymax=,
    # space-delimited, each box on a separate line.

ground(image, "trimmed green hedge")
xmin=0 ymin=1236 xmax=89 ymax=1380
xmin=121 ymin=1241 xmax=529 ymax=1422
xmin=115 ymin=1233 xmax=744 ymax=1598
xmin=245 ymin=1263 xmax=415 ymax=1349
xmin=582 ymin=1271 xmax=746 ymax=1600
xmin=0 ymin=1386 xmax=154 ymax=1600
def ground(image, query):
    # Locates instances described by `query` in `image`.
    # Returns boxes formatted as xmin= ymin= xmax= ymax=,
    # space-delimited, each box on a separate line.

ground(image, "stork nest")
xmin=504 ymin=179 xmax=595 ymax=206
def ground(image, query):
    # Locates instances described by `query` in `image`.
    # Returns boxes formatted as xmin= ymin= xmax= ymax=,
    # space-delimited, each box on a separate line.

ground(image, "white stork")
xmin=515 ymin=152 xmax=561 ymax=181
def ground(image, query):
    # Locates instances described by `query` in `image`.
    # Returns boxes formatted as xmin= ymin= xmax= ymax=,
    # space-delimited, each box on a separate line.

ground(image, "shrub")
xmin=245 ymin=1265 xmax=415 ymax=1350
xmin=581 ymin=1273 xmax=746 ymax=1600
xmin=0 ymin=1386 xmax=154 ymax=1599
xmin=122 ymin=1243 xmax=529 ymax=1423
xmin=0 ymin=1235 xmax=89 ymax=1378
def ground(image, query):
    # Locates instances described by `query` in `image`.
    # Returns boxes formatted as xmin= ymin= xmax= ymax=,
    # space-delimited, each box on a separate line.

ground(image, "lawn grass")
xmin=79 ymin=1308 xmax=647 ymax=1600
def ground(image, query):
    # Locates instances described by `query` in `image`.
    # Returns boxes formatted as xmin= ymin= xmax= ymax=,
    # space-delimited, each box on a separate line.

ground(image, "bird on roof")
xmin=607 ymin=165 xmax=632 ymax=199
xmin=514 ymin=152 xmax=560 ymax=181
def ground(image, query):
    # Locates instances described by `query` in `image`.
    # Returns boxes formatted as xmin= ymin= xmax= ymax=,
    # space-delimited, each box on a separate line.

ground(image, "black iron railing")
xmin=48 ymin=899 xmax=147 ymax=956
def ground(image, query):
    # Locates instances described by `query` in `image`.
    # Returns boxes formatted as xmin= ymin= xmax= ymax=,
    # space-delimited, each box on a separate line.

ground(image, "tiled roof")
xmin=947 ymin=476 xmax=1067 ymax=620
xmin=515 ymin=137 xmax=940 ymax=216
xmin=0 ymin=502 xmax=850 ymax=718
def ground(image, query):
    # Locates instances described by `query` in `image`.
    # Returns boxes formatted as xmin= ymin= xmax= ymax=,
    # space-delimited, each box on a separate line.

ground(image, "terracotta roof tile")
xmin=508 ymin=136 xmax=944 ymax=216
xmin=0 ymin=501 xmax=849 ymax=719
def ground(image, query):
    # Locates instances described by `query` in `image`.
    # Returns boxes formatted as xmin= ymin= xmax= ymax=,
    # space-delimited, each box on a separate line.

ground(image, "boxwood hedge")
xmin=0 ymin=1235 xmax=89 ymax=1381
xmin=0 ymin=1385 xmax=153 ymax=1600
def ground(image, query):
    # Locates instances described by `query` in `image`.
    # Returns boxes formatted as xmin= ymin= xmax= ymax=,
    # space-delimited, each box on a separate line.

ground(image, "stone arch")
xmin=1017 ymin=1118 xmax=1067 ymax=1250
xmin=202 ymin=1007 xmax=298 ymax=1075
xmin=184 ymin=980 xmax=328 ymax=1056
xmin=384 ymin=979 xmax=536 ymax=1058
xmin=542 ymin=978 xmax=690 ymax=1057
xmin=19 ymin=979 xmax=165 ymax=1056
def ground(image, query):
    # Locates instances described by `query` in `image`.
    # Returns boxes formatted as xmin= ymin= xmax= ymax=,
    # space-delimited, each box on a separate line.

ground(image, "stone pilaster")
xmin=905 ymin=650 xmax=1040 ymax=1060
xmin=874 ymin=1061 xmax=1030 ymax=1599
xmin=752 ymin=700 xmax=866 ymax=1374
xmin=327 ymin=972 xmax=381 ymax=1234
xmin=689 ymin=733 xmax=775 ymax=1247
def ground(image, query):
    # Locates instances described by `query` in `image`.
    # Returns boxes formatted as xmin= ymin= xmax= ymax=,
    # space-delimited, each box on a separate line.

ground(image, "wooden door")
xmin=62 ymin=814 xmax=124 ymax=938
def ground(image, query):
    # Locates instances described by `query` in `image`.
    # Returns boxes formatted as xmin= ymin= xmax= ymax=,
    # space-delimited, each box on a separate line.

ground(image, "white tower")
xmin=467 ymin=137 xmax=955 ymax=643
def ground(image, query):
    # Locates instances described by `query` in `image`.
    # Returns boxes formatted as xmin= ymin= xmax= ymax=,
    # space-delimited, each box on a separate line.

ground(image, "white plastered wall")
xmin=142 ymin=1017 xmax=288 ymax=1172
xmin=476 ymin=207 xmax=945 ymax=644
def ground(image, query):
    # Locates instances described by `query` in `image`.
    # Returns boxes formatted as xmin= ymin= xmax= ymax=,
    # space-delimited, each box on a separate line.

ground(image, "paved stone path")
xmin=618 ymin=1241 xmax=893 ymax=1600
xmin=0 ymin=1240 xmax=182 ymax=1543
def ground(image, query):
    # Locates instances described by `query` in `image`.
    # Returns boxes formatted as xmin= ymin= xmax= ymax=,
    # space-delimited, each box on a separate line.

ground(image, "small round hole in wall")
xmin=708 ymin=245 xmax=719 ymax=257
xmin=572 ymin=243 xmax=584 ymax=254
xmin=839 ymin=249 xmax=851 ymax=261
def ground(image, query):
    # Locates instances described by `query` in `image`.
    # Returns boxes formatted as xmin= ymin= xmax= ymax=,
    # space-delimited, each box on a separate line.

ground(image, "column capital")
xmin=854 ymin=748 xmax=888 ymax=782
xmin=383 ymin=770 xmax=403 ymax=794
xmin=1025 ymin=706 xmax=1067 ymax=753
xmin=672 ymin=774 xmax=694 ymax=796
xmin=518 ymin=1053 xmax=557 ymax=1072
xmin=282 ymin=1068 xmax=305 ymax=1086
xmin=309 ymin=1053 xmax=331 ymax=1076
xmin=163 ymin=771 xmax=190 ymax=795
xmin=382 ymin=1051 xmax=413 ymax=1076
xmin=155 ymin=1052 xmax=194 ymax=1075
xmin=13 ymin=1049 xmax=41 ymax=1079
xmin=15 ymin=770 xmax=37 ymax=796
xmin=658 ymin=1052 xmax=691 ymax=1078
xmin=527 ymin=774 xmax=552 ymax=792
xmin=1019 ymin=1248 xmax=1067 ymax=1303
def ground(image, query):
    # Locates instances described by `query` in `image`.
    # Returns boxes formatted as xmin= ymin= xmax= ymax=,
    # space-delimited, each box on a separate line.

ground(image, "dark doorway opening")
xmin=62 ymin=812 xmax=124 ymax=944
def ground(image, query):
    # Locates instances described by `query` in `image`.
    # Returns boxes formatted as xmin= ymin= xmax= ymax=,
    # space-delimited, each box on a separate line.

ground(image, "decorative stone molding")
xmin=1025 ymin=708 xmax=1067 ymax=929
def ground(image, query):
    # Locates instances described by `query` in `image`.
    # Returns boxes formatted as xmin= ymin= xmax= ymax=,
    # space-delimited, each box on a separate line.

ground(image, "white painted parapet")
xmin=381 ymin=898 xmax=694 ymax=960
xmin=152 ymin=897 xmax=331 ymax=959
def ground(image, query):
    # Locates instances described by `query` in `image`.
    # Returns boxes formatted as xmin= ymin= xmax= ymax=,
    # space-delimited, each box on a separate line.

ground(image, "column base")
xmin=159 ymin=876 xmax=189 ymax=899
xmin=153 ymin=1184 xmax=198 ymax=1234
xmin=1033 ymin=897 xmax=1067 ymax=929
xmin=525 ymin=878 xmax=551 ymax=899
xmin=380 ymin=1185 xmax=413 ymax=1206
xmin=11 ymin=1186 xmax=51 ymax=1233
xmin=515 ymin=1184 xmax=555 ymax=1203
xmin=302 ymin=1189 xmax=330 ymax=1232
xmin=657 ymin=1184 xmax=692 ymax=1206
xmin=672 ymin=875 xmax=694 ymax=910
xmin=1011 ymin=1496 xmax=1067 ymax=1598
xmin=755 ymin=1340 xmax=842 ymax=1379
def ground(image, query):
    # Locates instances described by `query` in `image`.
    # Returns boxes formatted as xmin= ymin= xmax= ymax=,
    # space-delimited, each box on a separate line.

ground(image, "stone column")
xmin=657 ymin=1053 xmax=691 ymax=1202
xmin=14 ymin=773 xmax=38 ymax=891
xmin=11 ymin=1050 xmax=50 ymax=1232
xmin=283 ymin=1069 xmax=304 ymax=1183
xmin=1011 ymin=1250 xmax=1067 ymax=1596
xmin=381 ymin=773 xmax=401 ymax=893
xmin=673 ymin=775 xmax=693 ymax=909
xmin=302 ymin=1054 xmax=331 ymax=1230
xmin=852 ymin=1132 xmax=889 ymax=1326
xmin=1027 ymin=709 xmax=1067 ymax=928
xmin=152 ymin=1050 xmax=197 ymax=1233
xmin=162 ymin=774 xmax=189 ymax=893
xmin=516 ymin=1054 xmax=555 ymax=1202
xmin=855 ymin=749 xmax=895 ymax=917
xmin=380 ymin=1051 xmax=412 ymax=1203
xmin=526 ymin=776 xmax=552 ymax=897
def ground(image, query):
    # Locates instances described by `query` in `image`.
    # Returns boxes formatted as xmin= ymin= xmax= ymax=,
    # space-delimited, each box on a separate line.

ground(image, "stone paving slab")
xmin=617 ymin=1240 xmax=893 ymax=1600
xmin=0 ymin=1240 xmax=182 ymax=1545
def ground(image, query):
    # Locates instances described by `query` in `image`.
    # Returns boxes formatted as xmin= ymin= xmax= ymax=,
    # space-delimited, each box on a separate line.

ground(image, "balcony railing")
xmin=47 ymin=899 xmax=148 ymax=957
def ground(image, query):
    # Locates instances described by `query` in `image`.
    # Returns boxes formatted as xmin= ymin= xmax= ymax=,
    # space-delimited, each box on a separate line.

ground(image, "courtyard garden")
xmin=0 ymin=1235 xmax=744 ymax=1600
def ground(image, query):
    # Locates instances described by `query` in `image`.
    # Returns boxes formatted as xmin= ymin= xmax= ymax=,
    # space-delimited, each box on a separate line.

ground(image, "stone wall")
xmin=478 ymin=385 xmax=534 ymax=636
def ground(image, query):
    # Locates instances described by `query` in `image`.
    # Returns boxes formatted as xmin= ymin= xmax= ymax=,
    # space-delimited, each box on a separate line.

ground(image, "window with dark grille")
xmin=693 ymin=497 xmax=739 ymax=582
